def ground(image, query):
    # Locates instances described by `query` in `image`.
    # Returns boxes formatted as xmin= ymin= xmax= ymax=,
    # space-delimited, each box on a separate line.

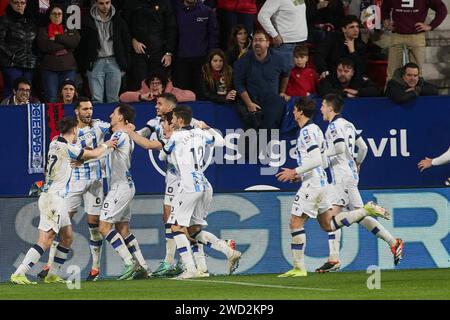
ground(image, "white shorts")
xmin=163 ymin=173 xmax=179 ymax=206
xmin=327 ymin=178 xmax=363 ymax=210
xmin=67 ymin=179 xmax=104 ymax=215
xmin=291 ymin=185 xmax=332 ymax=219
xmin=168 ymin=188 xmax=212 ymax=227
xmin=38 ymin=192 xmax=71 ymax=233
xmin=100 ymin=184 xmax=135 ymax=223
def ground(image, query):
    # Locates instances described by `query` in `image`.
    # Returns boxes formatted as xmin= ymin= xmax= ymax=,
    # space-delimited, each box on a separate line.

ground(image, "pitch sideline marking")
xmin=179 ymin=279 xmax=337 ymax=292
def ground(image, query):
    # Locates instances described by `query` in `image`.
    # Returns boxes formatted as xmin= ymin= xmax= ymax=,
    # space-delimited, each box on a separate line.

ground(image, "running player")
xmin=276 ymin=98 xmax=390 ymax=277
xmin=10 ymin=117 xmax=116 ymax=284
xmin=316 ymin=94 xmax=403 ymax=273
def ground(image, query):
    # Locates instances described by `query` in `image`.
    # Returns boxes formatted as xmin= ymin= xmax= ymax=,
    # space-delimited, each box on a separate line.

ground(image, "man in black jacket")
xmin=314 ymin=15 xmax=366 ymax=78
xmin=385 ymin=62 xmax=439 ymax=104
xmin=77 ymin=0 xmax=130 ymax=103
xmin=318 ymin=58 xmax=381 ymax=98
xmin=123 ymin=0 xmax=177 ymax=90
xmin=0 ymin=0 xmax=37 ymax=99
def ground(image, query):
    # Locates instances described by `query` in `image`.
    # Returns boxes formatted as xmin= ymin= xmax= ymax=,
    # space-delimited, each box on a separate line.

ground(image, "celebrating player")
xmin=316 ymin=94 xmax=403 ymax=272
xmin=38 ymin=97 xmax=111 ymax=281
xmin=11 ymin=117 xmax=116 ymax=284
xmin=276 ymin=98 xmax=390 ymax=277
xmin=98 ymin=103 xmax=150 ymax=280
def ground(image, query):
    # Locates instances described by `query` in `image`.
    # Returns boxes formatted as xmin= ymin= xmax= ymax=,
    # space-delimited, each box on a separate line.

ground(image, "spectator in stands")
xmin=119 ymin=71 xmax=195 ymax=103
xmin=318 ymin=57 xmax=381 ymax=98
xmin=233 ymin=29 xmax=290 ymax=130
xmin=305 ymin=0 xmax=345 ymax=44
xmin=257 ymin=0 xmax=308 ymax=69
xmin=123 ymin=0 xmax=176 ymax=91
xmin=315 ymin=15 xmax=367 ymax=78
xmin=172 ymin=0 xmax=219 ymax=97
xmin=226 ymin=24 xmax=252 ymax=67
xmin=58 ymin=77 xmax=78 ymax=104
xmin=77 ymin=0 xmax=130 ymax=103
xmin=385 ymin=62 xmax=438 ymax=104
xmin=285 ymin=44 xmax=319 ymax=99
xmin=382 ymin=0 xmax=448 ymax=80
xmin=199 ymin=48 xmax=236 ymax=104
xmin=211 ymin=0 xmax=257 ymax=50
xmin=1 ymin=76 xmax=39 ymax=105
xmin=0 ymin=0 xmax=37 ymax=99
xmin=37 ymin=4 xmax=80 ymax=102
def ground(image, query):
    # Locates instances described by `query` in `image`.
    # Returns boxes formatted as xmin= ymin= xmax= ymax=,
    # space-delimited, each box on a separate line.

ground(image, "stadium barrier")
xmin=0 ymin=96 xmax=449 ymax=196
xmin=0 ymin=187 xmax=448 ymax=280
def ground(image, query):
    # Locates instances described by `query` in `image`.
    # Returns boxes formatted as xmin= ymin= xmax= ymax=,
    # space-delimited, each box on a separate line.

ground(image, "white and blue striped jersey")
xmin=163 ymin=126 xmax=215 ymax=193
xmin=106 ymin=130 xmax=134 ymax=188
xmin=296 ymin=121 xmax=328 ymax=187
xmin=325 ymin=115 xmax=359 ymax=183
xmin=72 ymin=119 xmax=110 ymax=181
xmin=43 ymin=137 xmax=84 ymax=195
xmin=139 ymin=116 xmax=200 ymax=179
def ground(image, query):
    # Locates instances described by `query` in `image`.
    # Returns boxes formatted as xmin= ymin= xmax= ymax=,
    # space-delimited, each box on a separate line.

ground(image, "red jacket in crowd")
xmin=286 ymin=66 xmax=319 ymax=97
xmin=217 ymin=0 xmax=257 ymax=14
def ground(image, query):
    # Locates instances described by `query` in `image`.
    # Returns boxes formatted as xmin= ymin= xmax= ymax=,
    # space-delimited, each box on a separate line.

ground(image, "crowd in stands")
xmin=0 ymin=0 xmax=447 ymax=129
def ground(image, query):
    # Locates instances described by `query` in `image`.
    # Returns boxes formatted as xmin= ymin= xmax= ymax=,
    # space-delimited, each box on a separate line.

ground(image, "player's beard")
xmin=79 ymin=115 xmax=92 ymax=126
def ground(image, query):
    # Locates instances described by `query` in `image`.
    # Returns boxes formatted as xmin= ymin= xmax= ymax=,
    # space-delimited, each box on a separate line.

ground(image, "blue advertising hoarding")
xmin=0 ymin=187 xmax=448 ymax=281
xmin=0 ymin=97 xmax=449 ymax=196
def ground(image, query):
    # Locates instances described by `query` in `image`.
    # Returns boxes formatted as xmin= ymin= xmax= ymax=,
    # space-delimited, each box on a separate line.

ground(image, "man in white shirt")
xmin=257 ymin=0 xmax=308 ymax=68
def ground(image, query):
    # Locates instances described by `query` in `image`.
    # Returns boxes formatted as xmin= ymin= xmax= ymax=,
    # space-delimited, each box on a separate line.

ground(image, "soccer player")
xmin=135 ymin=93 xmax=184 ymax=277
xmin=126 ymin=106 xmax=242 ymax=279
xmin=276 ymin=97 xmax=390 ymax=277
xmin=316 ymin=94 xmax=404 ymax=273
xmin=38 ymin=97 xmax=111 ymax=281
xmin=98 ymin=103 xmax=150 ymax=280
xmin=10 ymin=117 xmax=116 ymax=285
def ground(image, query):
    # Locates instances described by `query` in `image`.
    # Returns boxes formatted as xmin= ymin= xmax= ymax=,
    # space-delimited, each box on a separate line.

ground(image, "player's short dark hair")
xmin=294 ymin=97 xmax=316 ymax=119
xmin=158 ymin=92 xmax=178 ymax=107
xmin=163 ymin=111 xmax=173 ymax=124
xmin=337 ymin=57 xmax=355 ymax=70
xmin=57 ymin=116 xmax=78 ymax=134
xmin=73 ymin=97 xmax=91 ymax=109
xmin=115 ymin=103 xmax=136 ymax=124
xmin=342 ymin=15 xmax=360 ymax=28
xmin=173 ymin=105 xmax=193 ymax=125
xmin=402 ymin=62 xmax=420 ymax=75
xmin=293 ymin=44 xmax=309 ymax=58
xmin=324 ymin=93 xmax=344 ymax=113
xmin=13 ymin=77 xmax=32 ymax=91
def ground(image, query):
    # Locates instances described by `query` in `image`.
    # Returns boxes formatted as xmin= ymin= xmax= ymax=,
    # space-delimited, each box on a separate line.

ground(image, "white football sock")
xmin=291 ymin=228 xmax=306 ymax=270
xmin=15 ymin=244 xmax=44 ymax=275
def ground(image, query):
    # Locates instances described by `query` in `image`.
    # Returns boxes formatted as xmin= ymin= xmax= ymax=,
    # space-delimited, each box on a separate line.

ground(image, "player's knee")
xmin=320 ymin=221 xmax=333 ymax=232
xmin=98 ymin=223 xmax=112 ymax=236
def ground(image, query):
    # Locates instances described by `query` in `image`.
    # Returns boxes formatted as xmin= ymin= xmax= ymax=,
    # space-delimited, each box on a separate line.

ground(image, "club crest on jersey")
xmin=302 ymin=129 xmax=311 ymax=144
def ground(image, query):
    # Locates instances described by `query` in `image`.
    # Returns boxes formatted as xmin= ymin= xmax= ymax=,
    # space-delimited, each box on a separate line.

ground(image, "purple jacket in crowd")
xmin=173 ymin=0 xmax=219 ymax=58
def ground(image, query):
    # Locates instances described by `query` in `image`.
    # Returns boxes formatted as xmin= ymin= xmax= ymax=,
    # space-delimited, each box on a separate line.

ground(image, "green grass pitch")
xmin=1 ymin=269 xmax=449 ymax=300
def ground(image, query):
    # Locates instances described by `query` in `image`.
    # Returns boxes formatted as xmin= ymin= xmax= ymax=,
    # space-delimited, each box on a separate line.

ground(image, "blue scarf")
xmin=27 ymin=103 xmax=46 ymax=174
